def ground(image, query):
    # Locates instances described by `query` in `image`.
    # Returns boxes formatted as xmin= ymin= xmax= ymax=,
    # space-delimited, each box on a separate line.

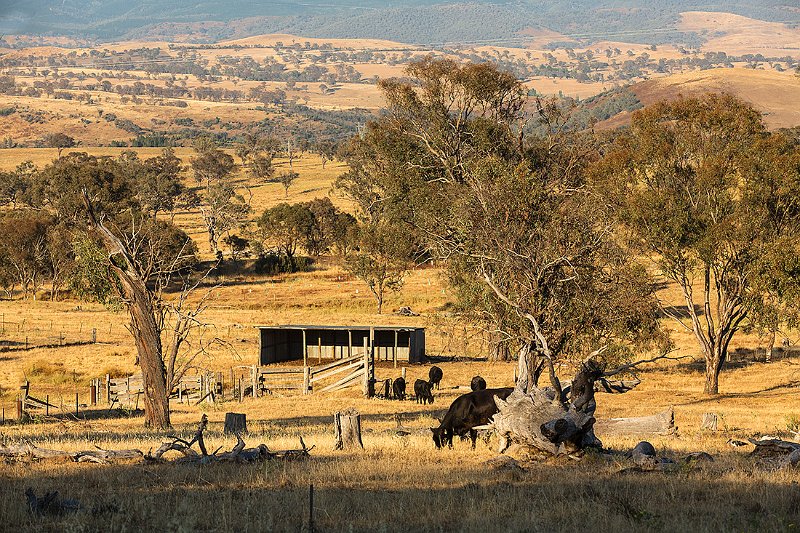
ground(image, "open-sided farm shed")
xmin=256 ymin=325 xmax=425 ymax=365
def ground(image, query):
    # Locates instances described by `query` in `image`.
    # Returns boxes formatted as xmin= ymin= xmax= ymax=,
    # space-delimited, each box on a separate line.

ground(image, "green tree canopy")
xmin=594 ymin=93 xmax=800 ymax=394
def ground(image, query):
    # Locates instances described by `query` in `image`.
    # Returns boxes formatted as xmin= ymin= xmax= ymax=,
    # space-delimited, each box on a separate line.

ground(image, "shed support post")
xmin=318 ymin=337 xmax=322 ymax=364
xmin=348 ymin=330 xmax=352 ymax=358
xmin=302 ymin=329 xmax=308 ymax=367
xmin=303 ymin=366 xmax=311 ymax=395
xmin=394 ymin=330 xmax=398 ymax=368
xmin=362 ymin=338 xmax=374 ymax=398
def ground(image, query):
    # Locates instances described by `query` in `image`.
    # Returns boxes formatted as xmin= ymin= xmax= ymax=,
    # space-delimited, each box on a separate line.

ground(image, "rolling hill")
xmin=596 ymin=67 xmax=800 ymax=131
xmin=1 ymin=1 xmax=798 ymax=47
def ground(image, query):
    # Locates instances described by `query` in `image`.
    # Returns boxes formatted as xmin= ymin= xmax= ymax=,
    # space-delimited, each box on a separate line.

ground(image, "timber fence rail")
xmin=0 ymin=315 xmax=100 ymax=352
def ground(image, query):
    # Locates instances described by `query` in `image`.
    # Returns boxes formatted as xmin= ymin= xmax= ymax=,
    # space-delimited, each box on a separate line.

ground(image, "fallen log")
xmin=146 ymin=415 xmax=313 ymax=464
xmin=25 ymin=488 xmax=82 ymax=516
xmin=594 ymin=408 xmax=676 ymax=437
xmin=2 ymin=416 xmax=311 ymax=465
xmin=0 ymin=442 xmax=142 ymax=463
xmin=749 ymin=438 xmax=800 ymax=457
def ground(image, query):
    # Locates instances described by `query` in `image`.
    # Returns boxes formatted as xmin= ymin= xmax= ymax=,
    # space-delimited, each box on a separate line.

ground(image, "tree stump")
xmin=333 ymin=408 xmax=363 ymax=450
xmin=701 ymin=413 xmax=718 ymax=431
xmin=224 ymin=412 xmax=248 ymax=435
xmin=487 ymin=353 xmax=602 ymax=456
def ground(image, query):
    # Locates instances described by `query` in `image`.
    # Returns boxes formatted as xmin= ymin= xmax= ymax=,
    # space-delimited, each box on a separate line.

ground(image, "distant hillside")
xmin=1 ymin=1 xmax=798 ymax=47
xmin=595 ymin=67 xmax=800 ymax=131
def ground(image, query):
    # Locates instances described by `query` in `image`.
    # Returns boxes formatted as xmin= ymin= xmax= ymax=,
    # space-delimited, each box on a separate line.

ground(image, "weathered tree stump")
xmin=224 ymin=412 xmax=248 ymax=435
xmin=487 ymin=351 xmax=602 ymax=456
xmin=701 ymin=413 xmax=718 ymax=431
xmin=333 ymin=408 xmax=363 ymax=450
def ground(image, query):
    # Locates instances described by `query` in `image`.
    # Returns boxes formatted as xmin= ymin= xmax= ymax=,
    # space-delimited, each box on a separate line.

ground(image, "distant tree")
xmin=27 ymin=152 xmax=138 ymax=220
xmin=344 ymin=223 xmax=412 ymax=315
xmin=315 ymin=140 xmax=337 ymax=169
xmin=223 ymin=234 xmax=249 ymax=262
xmin=0 ymin=211 xmax=52 ymax=300
xmin=276 ymin=170 xmax=299 ymax=198
xmin=303 ymin=197 xmax=356 ymax=256
xmin=0 ymin=161 xmax=34 ymax=209
xmin=595 ymin=94 xmax=800 ymax=394
xmin=190 ymin=138 xmax=235 ymax=188
xmin=249 ymin=153 xmax=275 ymax=182
xmin=255 ymin=203 xmax=314 ymax=269
xmin=137 ymin=147 xmax=185 ymax=217
xmin=45 ymin=222 xmax=75 ymax=301
xmin=200 ymin=182 xmax=250 ymax=255
xmin=42 ymin=132 xmax=76 ymax=158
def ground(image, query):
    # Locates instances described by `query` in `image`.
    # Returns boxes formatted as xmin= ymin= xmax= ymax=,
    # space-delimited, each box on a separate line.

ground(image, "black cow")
xmin=428 ymin=366 xmax=443 ymax=390
xmin=470 ymin=376 xmax=487 ymax=391
xmin=431 ymin=387 xmax=514 ymax=449
xmin=414 ymin=379 xmax=434 ymax=404
xmin=392 ymin=377 xmax=406 ymax=400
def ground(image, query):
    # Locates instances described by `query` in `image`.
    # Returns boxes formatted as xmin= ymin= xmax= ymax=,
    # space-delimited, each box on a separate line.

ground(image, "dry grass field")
xmin=595 ymin=67 xmax=800 ymax=131
xmin=1 ymin=146 xmax=800 ymax=531
xmin=2 ymin=18 xmax=800 ymax=526
xmin=680 ymin=11 xmax=800 ymax=58
xmin=3 ymin=12 xmax=799 ymax=148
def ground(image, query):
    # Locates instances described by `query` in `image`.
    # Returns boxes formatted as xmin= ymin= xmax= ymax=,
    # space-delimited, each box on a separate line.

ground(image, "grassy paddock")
xmin=3 ymin=358 xmax=800 ymax=531
xmin=1 ymin=147 xmax=799 ymax=530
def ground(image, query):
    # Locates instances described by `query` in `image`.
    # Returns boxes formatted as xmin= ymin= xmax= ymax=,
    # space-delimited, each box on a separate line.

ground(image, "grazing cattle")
xmin=470 ymin=376 xmax=487 ymax=391
xmin=414 ymin=379 xmax=434 ymax=404
xmin=379 ymin=378 xmax=392 ymax=399
xmin=392 ymin=377 xmax=406 ymax=400
xmin=428 ymin=366 xmax=443 ymax=390
xmin=431 ymin=387 xmax=514 ymax=449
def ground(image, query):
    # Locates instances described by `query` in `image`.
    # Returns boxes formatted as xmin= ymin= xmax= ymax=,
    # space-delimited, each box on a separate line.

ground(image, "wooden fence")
xmin=93 ymin=371 xmax=221 ymax=409
xmin=233 ymin=338 xmax=377 ymax=398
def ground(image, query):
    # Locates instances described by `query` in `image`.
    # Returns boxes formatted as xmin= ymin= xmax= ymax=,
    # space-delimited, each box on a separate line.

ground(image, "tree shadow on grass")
xmin=2 ymin=451 xmax=799 ymax=532
xmin=674 ymin=347 xmax=800 ymax=373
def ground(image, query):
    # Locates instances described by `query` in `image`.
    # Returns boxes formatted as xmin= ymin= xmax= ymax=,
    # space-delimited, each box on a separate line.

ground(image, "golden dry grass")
xmin=680 ymin=11 xmax=800 ymax=58
xmin=2 ymin=354 xmax=800 ymax=531
xmin=1 ymin=53 xmax=799 ymax=526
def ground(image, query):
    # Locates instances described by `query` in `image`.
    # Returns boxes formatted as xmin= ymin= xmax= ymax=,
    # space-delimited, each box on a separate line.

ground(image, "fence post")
xmin=105 ymin=374 xmax=111 ymax=404
xmin=362 ymin=338 xmax=374 ymax=398
xmin=252 ymin=365 xmax=258 ymax=399
xmin=303 ymin=366 xmax=311 ymax=395
xmin=21 ymin=381 xmax=29 ymax=416
xmin=90 ymin=381 xmax=96 ymax=406
xmin=75 ymin=392 xmax=79 ymax=417
xmin=16 ymin=396 xmax=22 ymax=422
xmin=45 ymin=395 xmax=49 ymax=417
xmin=401 ymin=367 xmax=406 ymax=382
xmin=91 ymin=328 xmax=97 ymax=343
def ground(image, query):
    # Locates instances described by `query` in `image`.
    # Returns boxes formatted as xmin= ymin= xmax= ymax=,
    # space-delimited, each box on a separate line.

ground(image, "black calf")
xmin=392 ymin=377 xmax=406 ymax=400
xmin=428 ymin=366 xmax=443 ymax=390
xmin=414 ymin=379 xmax=434 ymax=404
xmin=470 ymin=376 xmax=487 ymax=391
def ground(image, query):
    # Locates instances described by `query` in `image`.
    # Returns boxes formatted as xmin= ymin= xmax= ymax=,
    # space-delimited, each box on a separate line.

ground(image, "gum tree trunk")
xmin=85 ymin=195 xmax=171 ymax=429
